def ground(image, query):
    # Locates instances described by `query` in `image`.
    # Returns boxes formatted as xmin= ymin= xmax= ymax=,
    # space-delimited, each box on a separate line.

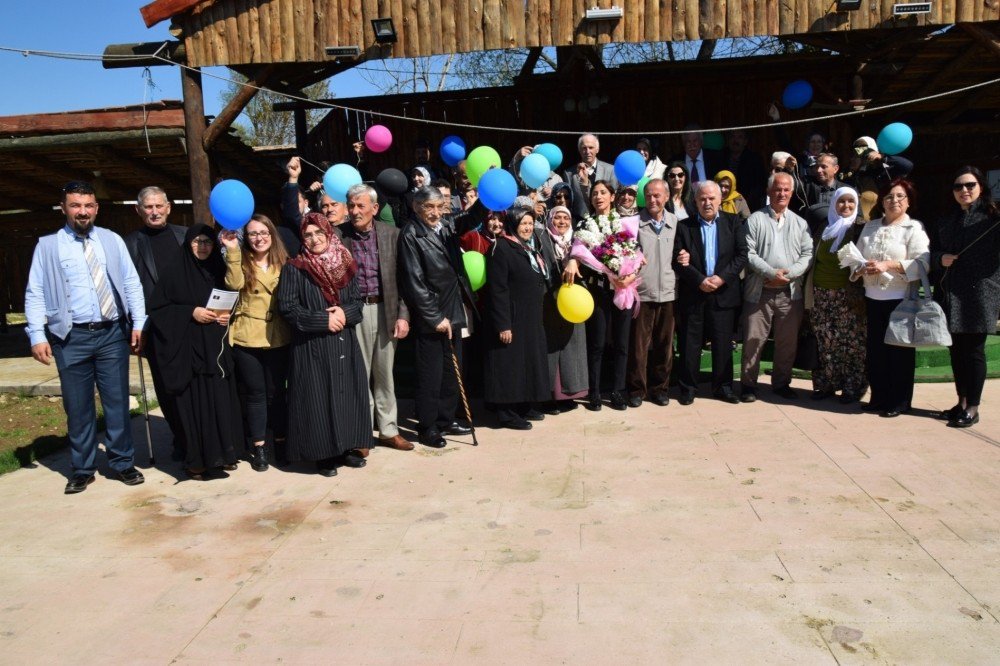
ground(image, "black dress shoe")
xmin=627 ymin=395 xmax=643 ymax=408
xmin=739 ymin=388 xmax=757 ymax=403
xmin=541 ymin=403 xmax=561 ymax=416
xmin=500 ymin=418 xmax=532 ymax=430
xmin=937 ymin=404 xmax=965 ymax=421
xmin=250 ymin=446 xmax=269 ymax=472
xmin=678 ymin=392 xmax=695 ymax=406
xmin=773 ymin=386 xmax=798 ymax=400
xmin=64 ymin=474 xmax=95 ymax=494
xmin=947 ymin=411 xmax=979 ymax=428
xmin=714 ymin=389 xmax=739 ymax=404
xmin=341 ymin=453 xmax=367 ymax=468
xmin=585 ymin=397 xmax=602 ymax=411
xmin=651 ymin=392 xmax=670 ymax=406
xmin=116 ymin=467 xmax=145 ymax=486
xmin=557 ymin=400 xmax=580 ymax=412
xmin=419 ymin=430 xmax=447 ymax=448
xmin=523 ymin=408 xmax=545 ymax=422
xmin=810 ymin=389 xmax=836 ymax=401
xmin=442 ymin=422 xmax=472 ymax=436
xmin=608 ymin=392 xmax=628 ymax=411
xmin=316 ymin=464 xmax=339 ymax=477
xmin=879 ymin=409 xmax=904 ymax=418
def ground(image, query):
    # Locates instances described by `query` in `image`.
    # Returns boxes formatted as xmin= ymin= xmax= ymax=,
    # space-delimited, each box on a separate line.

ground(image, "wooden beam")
xmin=181 ymin=66 xmax=213 ymax=227
xmin=515 ymin=47 xmax=543 ymax=80
xmin=101 ymin=41 xmax=185 ymax=69
xmin=294 ymin=107 xmax=308 ymax=154
xmin=958 ymin=22 xmax=1000 ymax=58
xmin=0 ymin=106 xmax=185 ymax=136
xmin=140 ymin=0 xmax=204 ymax=28
xmin=0 ymin=128 xmax=186 ymax=152
xmin=203 ymin=65 xmax=277 ymax=150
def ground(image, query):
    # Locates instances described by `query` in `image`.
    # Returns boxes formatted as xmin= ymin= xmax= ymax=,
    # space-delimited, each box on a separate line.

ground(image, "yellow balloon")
xmin=557 ymin=283 xmax=595 ymax=324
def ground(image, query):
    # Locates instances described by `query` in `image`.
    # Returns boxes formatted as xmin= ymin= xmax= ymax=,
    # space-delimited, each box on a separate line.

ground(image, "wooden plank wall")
xmin=181 ymin=0 xmax=1000 ymax=66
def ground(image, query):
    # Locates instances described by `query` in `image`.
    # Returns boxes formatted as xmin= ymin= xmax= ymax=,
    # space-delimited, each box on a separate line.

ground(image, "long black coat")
xmin=931 ymin=201 xmax=1000 ymax=334
xmin=277 ymin=266 xmax=372 ymax=461
xmin=483 ymin=238 xmax=550 ymax=404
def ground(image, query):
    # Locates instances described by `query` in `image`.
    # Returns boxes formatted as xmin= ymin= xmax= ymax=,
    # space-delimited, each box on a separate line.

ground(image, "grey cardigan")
xmin=743 ymin=207 xmax=814 ymax=303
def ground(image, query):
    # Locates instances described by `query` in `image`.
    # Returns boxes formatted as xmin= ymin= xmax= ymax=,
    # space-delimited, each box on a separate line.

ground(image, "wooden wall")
xmin=180 ymin=0 xmax=1000 ymax=66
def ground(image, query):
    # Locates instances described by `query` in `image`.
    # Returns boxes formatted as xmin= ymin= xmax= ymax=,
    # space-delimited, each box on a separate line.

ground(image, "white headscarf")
xmin=822 ymin=186 xmax=859 ymax=252
xmin=546 ymin=205 xmax=574 ymax=261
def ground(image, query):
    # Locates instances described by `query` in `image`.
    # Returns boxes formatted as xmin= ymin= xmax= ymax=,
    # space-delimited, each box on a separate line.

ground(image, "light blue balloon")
xmin=322 ymin=164 xmax=362 ymax=203
xmin=478 ymin=169 xmax=518 ymax=212
xmin=534 ymin=143 xmax=563 ymax=172
xmin=614 ymin=150 xmax=646 ymax=186
xmin=209 ymin=180 xmax=254 ymax=231
xmin=782 ymin=80 xmax=813 ymax=110
xmin=519 ymin=153 xmax=551 ymax=189
xmin=440 ymin=135 xmax=466 ymax=167
xmin=876 ymin=123 xmax=913 ymax=156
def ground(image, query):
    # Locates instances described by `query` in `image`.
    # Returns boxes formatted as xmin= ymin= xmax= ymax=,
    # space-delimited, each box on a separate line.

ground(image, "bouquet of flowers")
xmin=571 ymin=211 xmax=644 ymax=312
xmin=837 ymin=241 xmax=893 ymax=287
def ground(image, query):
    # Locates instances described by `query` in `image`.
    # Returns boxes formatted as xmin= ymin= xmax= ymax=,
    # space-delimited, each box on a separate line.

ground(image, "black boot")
xmin=250 ymin=445 xmax=269 ymax=472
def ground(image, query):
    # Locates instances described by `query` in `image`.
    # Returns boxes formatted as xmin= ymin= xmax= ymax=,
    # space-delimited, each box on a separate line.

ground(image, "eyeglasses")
xmin=302 ymin=231 xmax=327 ymax=241
xmin=953 ymin=182 xmax=978 ymax=192
xmin=883 ymin=194 xmax=908 ymax=202
xmin=247 ymin=231 xmax=271 ymax=239
xmin=667 ymin=173 xmax=686 ymax=180
xmin=191 ymin=237 xmax=214 ymax=246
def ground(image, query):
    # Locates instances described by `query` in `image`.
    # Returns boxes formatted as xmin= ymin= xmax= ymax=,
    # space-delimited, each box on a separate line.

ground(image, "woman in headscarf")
xmin=805 ymin=186 xmax=869 ymax=403
xmin=276 ymin=212 xmax=372 ymax=476
xmin=714 ymin=170 xmax=751 ymax=221
xmin=547 ymin=182 xmax=575 ymax=222
xmin=615 ymin=185 xmax=639 ymax=217
xmin=483 ymin=207 xmax=551 ymax=430
xmin=148 ymin=224 xmax=244 ymax=480
xmin=539 ymin=205 xmax=588 ymax=411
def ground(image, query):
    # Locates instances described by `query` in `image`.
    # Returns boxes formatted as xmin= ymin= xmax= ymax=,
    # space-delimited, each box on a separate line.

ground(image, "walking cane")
xmin=449 ymin=340 xmax=479 ymax=447
xmin=136 ymin=352 xmax=155 ymax=465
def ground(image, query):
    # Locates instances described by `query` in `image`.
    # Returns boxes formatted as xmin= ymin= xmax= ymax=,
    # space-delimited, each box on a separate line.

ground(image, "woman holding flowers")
xmin=563 ymin=180 xmax=644 ymax=411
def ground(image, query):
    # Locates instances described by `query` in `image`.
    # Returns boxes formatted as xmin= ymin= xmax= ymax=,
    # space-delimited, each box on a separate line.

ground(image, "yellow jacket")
xmin=224 ymin=248 xmax=291 ymax=348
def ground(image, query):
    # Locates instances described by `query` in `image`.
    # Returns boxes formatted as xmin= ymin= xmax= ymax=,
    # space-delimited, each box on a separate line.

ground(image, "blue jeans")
xmin=49 ymin=323 xmax=135 ymax=475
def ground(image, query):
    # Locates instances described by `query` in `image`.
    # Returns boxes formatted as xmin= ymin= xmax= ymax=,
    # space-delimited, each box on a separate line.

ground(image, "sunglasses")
xmin=666 ymin=173 xmax=686 ymax=179
xmin=952 ymin=182 xmax=978 ymax=192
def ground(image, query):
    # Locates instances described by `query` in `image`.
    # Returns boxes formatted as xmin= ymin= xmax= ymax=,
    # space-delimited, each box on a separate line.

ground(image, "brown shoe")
xmin=351 ymin=447 xmax=370 ymax=458
xmin=378 ymin=434 xmax=414 ymax=451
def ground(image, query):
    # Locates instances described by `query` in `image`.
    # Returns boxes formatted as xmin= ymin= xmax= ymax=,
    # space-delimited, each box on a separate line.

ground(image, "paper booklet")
xmin=206 ymin=289 xmax=239 ymax=312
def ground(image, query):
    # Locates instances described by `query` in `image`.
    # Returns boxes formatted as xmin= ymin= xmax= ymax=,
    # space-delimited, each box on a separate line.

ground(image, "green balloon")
xmin=703 ymin=131 xmax=724 ymax=151
xmin=635 ymin=176 xmax=651 ymax=208
xmin=463 ymin=250 xmax=487 ymax=291
xmin=466 ymin=146 xmax=501 ymax=187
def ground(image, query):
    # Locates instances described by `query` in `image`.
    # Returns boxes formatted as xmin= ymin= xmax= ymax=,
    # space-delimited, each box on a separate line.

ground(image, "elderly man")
xmin=626 ymin=179 xmax=678 ymax=408
xmin=563 ymin=133 xmax=618 ymax=220
xmin=740 ymin=172 xmax=813 ymax=402
xmin=25 ymin=182 xmax=147 ymax=494
xmin=672 ymin=124 xmax=724 ymax=187
xmin=124 ymin=186 xmax=186 ymax=459
xmin=673 ymin=181 xmax=748 ymax=404
xmin=340 ymin=183 xmax=413 ymax=452
xmin=398 ymin=187 xmax=484 ymax=448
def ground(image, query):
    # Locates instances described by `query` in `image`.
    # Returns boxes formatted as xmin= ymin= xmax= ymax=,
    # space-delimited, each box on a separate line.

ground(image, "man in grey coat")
xmin=740 ymin=172 xmax=813 ymax=402
xmin=563 ymin=133 xmax=619 ymax=220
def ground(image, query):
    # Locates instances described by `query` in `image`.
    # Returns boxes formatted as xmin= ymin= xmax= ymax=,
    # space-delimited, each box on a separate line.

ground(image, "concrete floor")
xmin=0 ymin=379 xmax=998 ymax=664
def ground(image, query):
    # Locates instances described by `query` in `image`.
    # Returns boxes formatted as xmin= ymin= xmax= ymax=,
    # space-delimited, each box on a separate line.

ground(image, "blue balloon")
xmin=440 ymin=135 xmax=466 ymax=167
xmin=534 ymin=143 xmax=563 ymax=172
xmin=614 ymin=150 xmax=646 ymax=186
xmin=876 ymin=122 xmax=913 ymax=156
xmin=477 ymin=169 xmax=518 ymax=212
xmin=519 ymin=153 xmax=551 ymax=189
xmin=782 ymin=80 xmax=813 ymax=110
xmin=209 ymin=180 xmax=254 ymax=231
xmin=322 ymin=164 xmax=362 ymax=203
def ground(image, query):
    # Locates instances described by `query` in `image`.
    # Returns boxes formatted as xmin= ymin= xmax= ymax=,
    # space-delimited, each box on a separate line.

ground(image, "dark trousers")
xmin=414 ymin=329 xmax=462 ymax=434
xmin=586 ymin=291 xmax=632 ymax=394
xmin=143 ymin=335 xmax=185 ymax=456
xmin=627 ymin=301 xmax=675 ymax=397
xmin=233 ymin=345 xmax=289 ymax=443
xmin=678 ymin=303 xmax=737 ymax=394
xmin=865 ymin=297 xmax=916 ymax=411
xmin=49 ymin=323 xmax=134 ymax=475
xmin=949 ymin=332 xmax=988 ymax=407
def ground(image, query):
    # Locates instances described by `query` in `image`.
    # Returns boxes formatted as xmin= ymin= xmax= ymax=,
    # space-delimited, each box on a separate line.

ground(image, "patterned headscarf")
xmin=546 ymin=205 xmax=574 ymax=261
xmin=289 ymin=212 xmax=356 ymax=305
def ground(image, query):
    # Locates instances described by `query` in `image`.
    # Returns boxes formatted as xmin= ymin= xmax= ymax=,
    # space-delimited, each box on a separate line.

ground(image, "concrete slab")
xmin=0 ymin=379 xmax=998 ymax=663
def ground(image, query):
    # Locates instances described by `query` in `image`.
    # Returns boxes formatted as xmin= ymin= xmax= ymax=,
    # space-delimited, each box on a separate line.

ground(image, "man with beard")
xmin=25 ymin=182 xmax=147 ymax=494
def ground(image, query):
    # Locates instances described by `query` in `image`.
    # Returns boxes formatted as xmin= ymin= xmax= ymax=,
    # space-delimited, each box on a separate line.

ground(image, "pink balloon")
xmin=365 ymin=124 xmax=393 ymax=153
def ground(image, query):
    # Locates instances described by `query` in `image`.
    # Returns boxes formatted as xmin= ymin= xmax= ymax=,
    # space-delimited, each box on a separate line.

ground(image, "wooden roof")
xmin=0 ymin=101 xmax=281 ymax=212
xmin=144 ymin=0 xmax=1000 ymax=67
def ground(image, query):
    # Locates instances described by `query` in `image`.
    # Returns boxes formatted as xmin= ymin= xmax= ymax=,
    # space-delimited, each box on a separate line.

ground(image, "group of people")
xmin=24 ymin=126 xmax=999 ymax=494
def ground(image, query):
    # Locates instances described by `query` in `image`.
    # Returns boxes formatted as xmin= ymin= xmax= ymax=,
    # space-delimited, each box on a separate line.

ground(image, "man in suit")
xmin=672 ymin=125 xmax=724 ymax=188
xmin=124 ymin=186 xmax=187 ymax=459
xmin=673 ymin=181 xmax=748 ymax=404
xmin=563 ymin=133 xmax=619 ymax=220
xmin=341 ymin=183 xmax=413 ymax=453
xmin=398 ymin=187 xmax=483 ymax=448
xmin=25 ymin=181 xmax=147 ymax=494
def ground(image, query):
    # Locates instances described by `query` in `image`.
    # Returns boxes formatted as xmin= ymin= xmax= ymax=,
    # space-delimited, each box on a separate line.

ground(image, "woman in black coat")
xmin=931 ymin=166 xmax=1000 ymax=428
xmin=484 ymin=207 xmax=551 ymax=429
xmin=148 ymin=224 xmax=244 ymax=480
xmin=277 ymin=212 xmax=372 ymax=475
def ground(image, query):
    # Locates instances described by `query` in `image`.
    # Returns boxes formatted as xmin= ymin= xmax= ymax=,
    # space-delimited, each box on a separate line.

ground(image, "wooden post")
xmin=294 ymin=106 xmax=308 ymax=155
xmin=181 ymin=66 xmax=213 ymax=227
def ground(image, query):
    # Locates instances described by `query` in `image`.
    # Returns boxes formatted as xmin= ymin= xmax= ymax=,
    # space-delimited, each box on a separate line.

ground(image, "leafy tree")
xmin=220 ymin=74 xmax=332 ymax=147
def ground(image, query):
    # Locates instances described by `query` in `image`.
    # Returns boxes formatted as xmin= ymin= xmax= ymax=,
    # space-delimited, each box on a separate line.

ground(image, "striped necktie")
xmin=81 ymin=236 xmax=117 ymax=320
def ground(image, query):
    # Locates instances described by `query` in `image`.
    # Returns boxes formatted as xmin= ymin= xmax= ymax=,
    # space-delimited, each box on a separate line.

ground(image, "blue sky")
xmin=0 ymin=1 xmax=376 ymax=117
